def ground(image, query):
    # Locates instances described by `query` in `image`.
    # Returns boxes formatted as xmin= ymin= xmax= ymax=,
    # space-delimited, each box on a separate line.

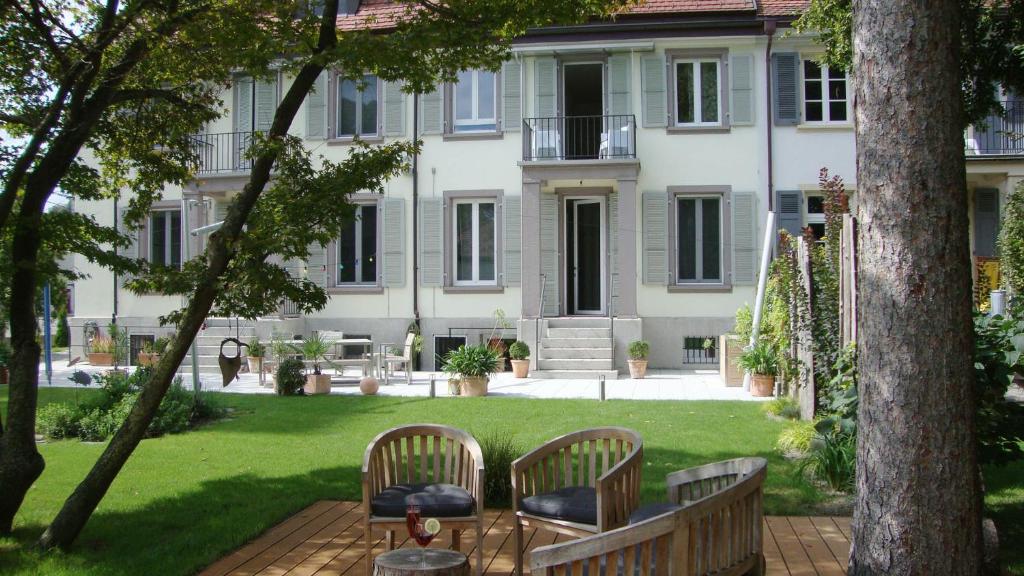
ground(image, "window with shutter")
xmin=730 ymin=54 xmax=755 ymax=126
xmin=772 ymin=53 xmax=800 ymax=125
xmin=381 ymin=197 xmax=405 ymax=287
xmin=419 ymin=84 xmax=443 ymax=134
xmin=306 ymin=72 xmax=328 ymax=139
xmin=534 ymin=57 xmax=557 ymax=118
xmin=382 ymin=81 xmax=406 ymax=137
xmin=642 ymin=191 xmax=668 ymax=285
xmin=732 ymin=191 xmax=758 ymax=285
xmin=419 ymin=198 xmax=444 ymax=286
xmin=502 ymin=60 xmax=522 ymax=132
xmin=502 ymin=196 xmax=521 ymax=286
xmin=607 ymin=54 xmax=631 ymax=117
xmin=776 ymin=190 xmax=804 ymax=244
xmin=336 ymin=203 xmax=379 ymax=285
xmin=337 ymin=74 xmax=379 ymax=138
xmin=149 ymin=210 xmax=183 ymax=270
xmin=641 ymin=54 xmax=667 ymax=128
xmin=802 ymin=60 xmax=849 ymax=124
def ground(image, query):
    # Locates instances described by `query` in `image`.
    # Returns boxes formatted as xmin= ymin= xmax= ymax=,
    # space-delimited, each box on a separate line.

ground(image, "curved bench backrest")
xmin=515 ymin=427 xmax=642 ymax=492
xmin=363 ymin=424 xmax=484 ymax=498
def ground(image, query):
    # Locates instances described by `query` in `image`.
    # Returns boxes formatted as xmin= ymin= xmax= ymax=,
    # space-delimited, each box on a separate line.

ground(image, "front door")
xmin=565 ymin=198 xmax=606 ymax=315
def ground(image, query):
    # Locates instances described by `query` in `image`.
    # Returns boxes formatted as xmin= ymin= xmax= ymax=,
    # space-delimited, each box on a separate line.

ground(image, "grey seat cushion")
xmin=520 ymin=486 xmax=597 ymax=525
xmin=371 ymin=483 xmax=475 ymax=518
xmin=627 ymin=502 xmax=682 ymax=525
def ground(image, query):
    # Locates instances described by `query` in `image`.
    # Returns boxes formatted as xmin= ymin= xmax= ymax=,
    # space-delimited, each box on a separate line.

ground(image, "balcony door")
xmin=564 ymin=197 xmax=606 ymax=316
xmin=562 ymin=62 xmax=604 ymax=160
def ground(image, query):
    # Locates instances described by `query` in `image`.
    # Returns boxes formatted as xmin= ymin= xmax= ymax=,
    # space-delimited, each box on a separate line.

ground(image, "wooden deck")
xmin=199 ymin=501 xmax=851 ymax=576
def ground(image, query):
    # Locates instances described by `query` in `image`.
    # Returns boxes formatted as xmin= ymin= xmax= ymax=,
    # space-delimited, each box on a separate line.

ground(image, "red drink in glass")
xmin=406 ymin=505 xmax=421 ymax=540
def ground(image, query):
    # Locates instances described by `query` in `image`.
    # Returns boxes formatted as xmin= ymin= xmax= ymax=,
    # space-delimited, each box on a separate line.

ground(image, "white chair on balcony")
xmin=531 ymin=128 xmax=562 ymax=160
xmin=600 ymin=122 xmax=632 ymax=158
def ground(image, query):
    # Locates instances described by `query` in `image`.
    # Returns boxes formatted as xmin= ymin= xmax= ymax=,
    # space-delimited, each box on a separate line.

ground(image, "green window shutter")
xmin=502 ymin=60 xmax=522 ymax=132
xmin=502 ymin=196 xmax=521 ymax=286
xmin=254 ymin=76 xmax=277 ymax=132
xmin=306 ymin=72 xmax=327 ymax=139
xmin=540 ymin=193 xmax=559 ymax=315
xmin=418 ymin=197 xmax=443 ymax=286
xmin=607 ymin=54 xmax=631 ymax=117
xmin=306 ymin=242 xmax=329 ymax=288
xmin=642 ymin=191 xmax=668 ymax=285
xmin=534 ymin=57 xmax=557 ymax=118
xmin=641 ymin=54 xmax=667 ymax=128
xmin=974 ymin=188 xmax=1000 ymax=257
xmin=383 ymin=80 xmax=406 ymax=137
xmin=117 ymin=207 xmax=140 ymax=285
xmin=732 ymin=191 xmax=758 ymax=284
xmin=730 ymin=54 xmax=755 ymax=126
xmin=772 ymin=53 xmax=800 ymax=126
xmin=776 ymin=190 xmax=804 ymax=243
xmin=382 ymin=197 xmax=405 ymax=287
xmin=234 ymin=76 xmax=253 ymax=133
xmin=419 ymin=84 xmax=443 ymax=135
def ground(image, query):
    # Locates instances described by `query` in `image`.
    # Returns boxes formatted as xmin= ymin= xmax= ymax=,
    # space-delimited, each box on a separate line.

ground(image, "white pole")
xmin=744 ymin=211 xmax=777 ymax=391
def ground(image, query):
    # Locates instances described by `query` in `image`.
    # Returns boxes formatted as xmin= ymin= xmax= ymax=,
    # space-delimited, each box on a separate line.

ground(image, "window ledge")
xmin=667 ymin=284 xmax=734 ymax=293
xmin=442 ymin=286 xmax=505 ymax=294
xmin=327 ymin=285 xmax=384 ymax=295
xmin=797 ymin=123 xmax=854 ymax=131
xmin=442 ymin=131 xmax=504 ymax=141
xmin=666 ymin=126 xmax=731 ymax=135
xmin=327 ymin=135 xmax=385 ymax=146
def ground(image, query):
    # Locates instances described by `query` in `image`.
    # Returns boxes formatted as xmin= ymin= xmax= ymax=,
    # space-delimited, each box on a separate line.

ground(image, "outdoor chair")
xmin=362 ymin=424 xmax=485 ymax=576
xmin=511 ymin=427 xmax=644 ymax=576
xmin=375 ymin=332 xmax=415 ymax=384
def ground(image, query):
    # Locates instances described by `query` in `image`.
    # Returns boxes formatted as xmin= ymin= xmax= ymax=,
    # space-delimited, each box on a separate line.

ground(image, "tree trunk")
xmin=850 ymin=1 xmax=982 ymax=574
xmin=37 ymin=0 xmax=341 ymax=551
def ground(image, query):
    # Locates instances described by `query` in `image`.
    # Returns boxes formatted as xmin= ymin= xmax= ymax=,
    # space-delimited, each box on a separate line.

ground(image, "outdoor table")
xmin=331 ymin=338 xmax=374 ymax=377
xmin=373 ymin=549 xmax=469 ymax=576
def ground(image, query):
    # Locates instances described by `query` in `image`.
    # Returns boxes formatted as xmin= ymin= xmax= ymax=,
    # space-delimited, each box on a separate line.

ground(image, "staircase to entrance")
xmin=532 ymin=317 xmax=618 ymax=380
xmin=179 ymin=318 xmax=257 ymax=375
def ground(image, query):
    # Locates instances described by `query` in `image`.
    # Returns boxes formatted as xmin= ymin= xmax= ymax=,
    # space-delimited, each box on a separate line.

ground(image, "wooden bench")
xmin=529 ymin=457 xmax=767 ymax=576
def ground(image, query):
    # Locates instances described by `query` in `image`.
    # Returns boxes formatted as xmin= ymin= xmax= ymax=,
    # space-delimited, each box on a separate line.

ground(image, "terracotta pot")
xmin=0 ymin=366 xmax=8 ymax=385
xmin=459 ymin=375 xmax=488 ymax=397
xmin=359 ymin=376 xmax=379 ymax=395
xmin=138 ymin=352 xmax=159 ymax=367
xmin=510 ymin=359 xmax=530 ymax=378
xmin=304 ymin=373 xmax=332 ymax=395
xmin=751 ymin=374 xmax=776 ymax=397
xmin=247 ymin=356 xmax=263 ymax=374
xmin=627 ymin=359 xmax=648 ymax=379
xmin=88 ymin=352 xmax=114 ymax=366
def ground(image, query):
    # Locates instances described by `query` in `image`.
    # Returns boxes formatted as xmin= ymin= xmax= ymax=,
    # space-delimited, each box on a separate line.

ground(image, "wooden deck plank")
xmin=479 ymin=510 xmax=515 ymax=575
xmin=809 ymin=517 xmax=851 ymax=569
xmin=766 ymin=516 xmax=816 ymax=576
xmin=762 ymin=519 xmax=791 ymax=576
xmin=233 ymin=502 xmax=354 ymax=576
xmin=787 ymin=517 xmax=845 ymax=576
xmin=832 ymin=517 xmax=852 ymax=541
xmin=257 ymin=503 xmax=363 ymax=576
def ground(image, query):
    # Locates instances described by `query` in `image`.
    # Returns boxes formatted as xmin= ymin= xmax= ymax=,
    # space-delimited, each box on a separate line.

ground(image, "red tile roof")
xmin=337 ymin=0 xmax=810 ymax=32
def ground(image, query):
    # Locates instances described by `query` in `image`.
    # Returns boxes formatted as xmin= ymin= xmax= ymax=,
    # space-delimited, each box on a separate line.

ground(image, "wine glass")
xmin=405 ymin=504 xmax=438 ymax=567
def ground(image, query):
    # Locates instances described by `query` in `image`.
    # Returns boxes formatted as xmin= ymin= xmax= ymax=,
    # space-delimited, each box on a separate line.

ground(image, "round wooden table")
xmin=373 ymin=548 xmax=469 ymax=576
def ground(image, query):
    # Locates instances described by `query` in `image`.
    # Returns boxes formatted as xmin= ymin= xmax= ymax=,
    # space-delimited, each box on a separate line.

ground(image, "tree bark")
xmin=37 ymin=0 xmax=341 ymax=550
xmin=850 ymin=1 xmax=982 ymax=574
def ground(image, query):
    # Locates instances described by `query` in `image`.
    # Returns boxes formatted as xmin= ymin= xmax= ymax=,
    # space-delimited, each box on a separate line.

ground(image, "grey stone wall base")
xmin=612 ymin=317 xmax=642 ymax=372
xmin=420 ymin=318 xmax=517 ymax=371
xmin=636 ymin=317 xmax=735 ymax=370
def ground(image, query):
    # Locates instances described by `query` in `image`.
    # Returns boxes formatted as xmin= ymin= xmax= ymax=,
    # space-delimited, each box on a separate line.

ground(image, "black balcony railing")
xmin=523 ymin=114 xmax=636 ymax=161
xmin=971 ymin=100 xmax=1024 ymax=155
xmin=188 ymin=131 xmax=262 ymax=175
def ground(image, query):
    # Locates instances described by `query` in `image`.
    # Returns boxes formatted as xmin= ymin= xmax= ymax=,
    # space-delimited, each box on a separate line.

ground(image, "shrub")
xmin=737 ymin=341 xmax=777 ymax=376
xmin=762 ymin=397 xmax=800 ymax=420
xmin=90 ymin=335 xmax=116 ymax=354
xmin=192 ymin=391 xmax=227 ymax=423
xmin=37 ymin=403 xmax=83 ymax=439
xmin=77 ymin=407 xmax=119 ymax=442
xmin=777 ymin=421 xmax=816 ymax=454
xmin=999 ymin=181 xmax=1024 ymax=295
xmin=276 ymin=358 xmax=306 ymax=396
xmin=149 ymin=384 xmax=193 ymax=436
xmin=479 ymin=432 xmax=524 ymax=508
xmin=55 ymin=311 xmax=69 ymax=347
xmin=798 ymin=431 xmax=856 ymax=493
xmin=442 ymin=345 xmax=500 ymax=379
xmin=627 ymin=340 xmax=649 ymax=360
xmin=247 ymin=338 xmax=266 ymax=357
xmin=508 ymin=341 xmax=530 ymax=360
xmin=0 ymin=339 xmax=11 ymax=366
xmin=973 ymin=312 xmax=1024 ymax=466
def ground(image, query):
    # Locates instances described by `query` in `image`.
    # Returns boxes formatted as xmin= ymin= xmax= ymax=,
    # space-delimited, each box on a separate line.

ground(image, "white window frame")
xmin=453 ymin=69 xmax=497 ymax=133
xmin=802 ymin=60 xmax=850 ymax=124
xmin=452 ymin=199 xmax=498 ymax=286
xmin=336 ymin=73 xmax=380 ymax=138
xmin=674 ymin=59 xmax=722 ymax=127
xmin=149 ymin=209 xmax=182 ymax=270
xmin=805 ymin=193 xmax=826 ymax=239
xmin=336 ymin=203 xmax=379 ymax=286
xmin=675 ymin=195 xmax=724 ymax=284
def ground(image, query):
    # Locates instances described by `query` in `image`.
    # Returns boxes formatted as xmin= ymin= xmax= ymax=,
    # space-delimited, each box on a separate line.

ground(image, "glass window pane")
xmin=827 ymin=66 xmax=846 ymax=80
xmin=829 ymin=101 xmax=847 ymax=121
xmin=810 ymin=223 xmax=826 ymax=240
xmin=361 ymin=75 xmax=377 ymax=135
xmin=806 ymin=101 xmax=823 ymax=122
xmin=150 ymin=212 xmax=166 ymax=267
xmin=456 ymin=204 xmax=473 ymax=281
xmin=804 ymin=80 xmax=822 ymax=101
xmin=170 ymin=211 xmax=182 ymax=268
xmin=804 ymin=60 xmax=822 ymax=79
xmin=338 ymin=220 xmax=356 ymax=283
xmin=456 ymin=71 xmax=473 ymax=121
xmin=477 ymin=71 xmax=495 ymax=119
xmin=701 ymin=198 xmax=721 ymax=281
xmin=828 ymin=78 xmax=846 ymax=100
xmin=338 ymin=79 xmax=357 ymax=136
xmin=478 ymin=202 xmax=495 ymax=281
xmin=700 ymin=61 xmax=719 ymax=123
xmin=677 ymin=199 xmax=697 ymax=281
xmin=807 ymin=196 xmax=825 ymax=214
xmin=676 ymin=63 xmax=695 ymax=124
xmin=360 ymin=205 xmax=377 ymax=283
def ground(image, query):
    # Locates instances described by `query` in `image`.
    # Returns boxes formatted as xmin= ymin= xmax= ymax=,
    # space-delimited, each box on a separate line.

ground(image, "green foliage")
xmin=738 ymin=341 xmax=778 ymax=376
xmin=36 ymin=403 xmax=82 ymax=439
xmin=808 ymin=169 xmax=846 ymax=400
xmin=292 ymin=332 xmax=332 ymax=374
xmin=247 ymin=338 xmax=266 ymax=358
xmin=107 ymin=323 xmax=129 ymax=364
xmin=973 ymin=312 xmax=1024 ymax=466
xmin=275 ymin=358 xmax=306 ymax=396
xmin=627 ymin=340 xmax=650 ymax=360
xmin=508 ymin=341 xmax=530 ymax=360
xmin=442 ymin=345 xmax=500 ymax=379
xmin=733 ymin=304 xmax=753 ymax=342
xmin=479 ymin=432 xmax=525 ymax=508
xmin=54 ymin=310 xmax=69 ymax=347
xmin=763 ymin=397 xmax=800 ymax=420
xmin=778 ymin=421 xmax=817 ymax=454
xmin=999 ymin=181 xmax=1024 ymax=295
xmin=0 ymin=338 xmax=11 ymax=365
xmin=89 ymin=336 xmax=115 ymax=355
xmin=798 ymin=431 xmax=856 ymax=493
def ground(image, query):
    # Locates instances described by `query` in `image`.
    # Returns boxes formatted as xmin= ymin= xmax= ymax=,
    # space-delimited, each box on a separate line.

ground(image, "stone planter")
xmin=247 ymin=356 xmax=263 ymax=374
xmin=459 ymin=375 xmax=488 ymax=397
xmin=138 ymin=352 xmax=159 ymax=367
xmin=721 ymin=335 xmax=745 ymax=387
xmin=88 ymin=352 xmax=114 ymax=366
xmin=448 ymin=378 xmax=461 ymax=396
xmin=751 ymin=374 xmax=775 ymax=397
xmin=510 ymin=359 xmax=529 ymax=378
xmin=627 ymin=359 xmax=648 ymax=379
xmin=359 ymin=376 xmax=379 ymax=395
xmin=304 ymin=373 xmax=332 ymax=395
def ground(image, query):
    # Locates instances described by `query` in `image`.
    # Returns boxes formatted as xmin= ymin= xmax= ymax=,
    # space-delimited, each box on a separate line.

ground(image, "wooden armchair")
xmin=362 ymin=424 xmax=485 ymax=576
xmin=511 ymin=427 xmax=643 ymax=576
xmin=530 ymin=457 xmax=768 ymax=576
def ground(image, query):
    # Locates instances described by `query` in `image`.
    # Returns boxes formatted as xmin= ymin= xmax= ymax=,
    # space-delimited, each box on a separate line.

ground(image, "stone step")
xmin=541 ymin=337 xmax=613 ymax=349
xmin=545 ymin=317 xmax=613 ymax=329
xmin=546 ymin=327 xmax=611 ymax=339
xmin=537 ymin=358 xmax=614 ymax=371
xmin=202 ymin=318 xmax=257 ymax=328
xmin=196 ymin=327 xmax=257 ymax=338
xmin=540 ymin=347 xmax=613 ymax=360
xmin=530 ymin=369 xmax=619 ymax=380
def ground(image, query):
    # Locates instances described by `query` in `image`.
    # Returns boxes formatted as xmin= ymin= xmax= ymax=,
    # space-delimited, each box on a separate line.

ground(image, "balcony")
xmin=522 ymin=115 xmax=636 ymax=162
xmin=967 ymin=100 xmax=1024 ymax=156
xmin=188 ymin=131 xmax=262 ymax=176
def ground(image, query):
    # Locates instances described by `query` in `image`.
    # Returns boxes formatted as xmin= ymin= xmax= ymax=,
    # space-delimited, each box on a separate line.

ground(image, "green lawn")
xmin=0 ymin=388 xmax=1020 ymax=575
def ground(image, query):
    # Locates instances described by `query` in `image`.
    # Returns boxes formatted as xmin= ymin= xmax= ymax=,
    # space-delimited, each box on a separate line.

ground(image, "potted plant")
xmin=292 ymin=333 xmax=333 ymax=395
xmin=247 ymin=337 xmax=266 ymax=375
xmin=137 ymin=336 xmax=169 ymax=367
xmin=737 ymin=341 xmax=777 ymax=397
xmin=88 ymin=334 xmax=116 ymax=366
xmin=0 ymin=340 xmax=11 ymax=385
xmin=627 ymin=340 xmax=650 ymax=379
xmin=442 ymin=345 xmax=500 ymax=397
xmin=509 ymin=341 xmax=530 ymax=378
xmin=275 ymin=358 xmax=305 ymax=396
